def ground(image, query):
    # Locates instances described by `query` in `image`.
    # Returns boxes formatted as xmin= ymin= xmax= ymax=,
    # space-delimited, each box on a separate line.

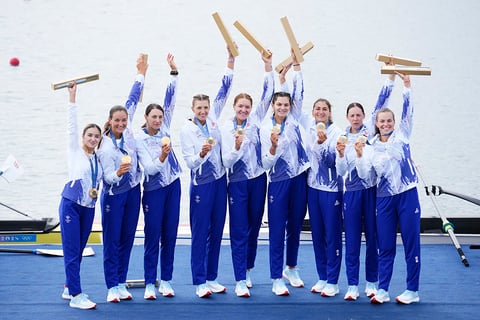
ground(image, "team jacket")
xmin=97 ymin=74 xmax=143 ymax=195
xmin=356 ymin=86 xmax=417 ymax=197
xmin=260 ymin=70 xmax=309 ymax=182
xmin=305 ymin=120 xmax=343 ymax=192
xmin=220 ymin=71 xmax=274 ymax=182
xmin=336 ymin=79 xmax=394 ymax=191
xmin=180 ymin=68 xmax=233 ymax=185
xmin=61 ymin=103 xmax=103 ymax=208
xmin=136 ymin=76 xmax=182 ymax=192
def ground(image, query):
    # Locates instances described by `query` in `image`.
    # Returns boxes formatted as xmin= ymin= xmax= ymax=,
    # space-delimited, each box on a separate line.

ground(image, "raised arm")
xmin=163 ymin=53 xmax=178 ymax=129
xmin=125 ymin=54 xmax=148 ymax=125
xmin=366 ymin=60 xmax=395 ymax=135
xmin=290 ymin=59 xmax=304 ymax=121
xmin=399 ymin=73 xmax=413 ymax=138
xmin=67 ymin=82 xmax=79 ymax=152
xmin=212 ymin=46 xmax=236 ymax=120
xmin=253 ymin=50 xmax=275 ymax=122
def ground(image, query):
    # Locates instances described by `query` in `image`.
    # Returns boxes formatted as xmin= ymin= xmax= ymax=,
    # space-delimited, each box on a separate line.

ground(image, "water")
xmin=1 ymin=0 xmax=479 ymax=226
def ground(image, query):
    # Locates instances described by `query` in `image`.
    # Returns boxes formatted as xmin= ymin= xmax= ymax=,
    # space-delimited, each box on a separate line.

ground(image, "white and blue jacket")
xmin=61 ymin=103 xmax=103 ymax=208
xmin=180 ymin=68 xmax=233 ymax=185
xmin=97 ymin=74 xmax=144 ymax=195
xmin=336 ymin=79 xmax=394 ymax=191
xmin=260 ymin=70 xmax=309 ymax=182
xmin=136 ymin=76 xmax=182 ymax=191
xmin=356 ymin=86 xmax=417 ymax=197
xmin=220 ymin=71 xmax=274 ymax=182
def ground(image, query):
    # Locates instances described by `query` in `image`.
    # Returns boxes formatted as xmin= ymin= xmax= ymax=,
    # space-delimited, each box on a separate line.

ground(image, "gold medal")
xmin=271 ymin=125 xmax=281 ymax=134
xmin=121 ymin=155 xmax=131 ymax=164
xmin=337 ymin=135 xmax=348 ymax=144
xmin=316 ymin=122 xmax=326 ymax=132
xmin=357 ymin=135 xmax=367 ymax=144
xmin=236 ymin=128 xmax=245 ymax=136
xmin=161 ymin=136 xmax=171 ymax=146
xmin=89 ymin=188 xmax=98 ymax=199
xmin=206 ymin=137 xmax=216 ymax=145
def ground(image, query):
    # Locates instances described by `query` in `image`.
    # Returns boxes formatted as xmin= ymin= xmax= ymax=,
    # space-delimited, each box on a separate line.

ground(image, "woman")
xmin=220 ymin=51 xmax=274 ymax=297
xmin=98 ymin=55 xmax=147 ymax=303
xmin=304 ymin=97 xmax=344 ymax=298
xmin=180 ymin=50 xmax=235 ymax=298
xmin=356 ymin=73 xmax=421 ymax=305
xmin=136 ymin=54 xmax=181 ymax=300
xmin=336 ymin=72 xmax=395 ymax=300
xmin=260 ymin=61 xmax=309 ymax=296
xmin=59 ymin=81 xmax=102 ymax=310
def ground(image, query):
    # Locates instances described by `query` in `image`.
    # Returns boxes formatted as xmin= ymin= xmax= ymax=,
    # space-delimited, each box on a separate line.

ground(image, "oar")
xmin=0 ymin=201 xmax=34 ymax=219
xmin=0 ymin=247 xmax=95 ymax=257
xmin=430 ymin=185 xmax=480 ymax=206
xmin=0 ymin=201 xmax=60 ymax=233
xmin=416 ymin=165 xmax=470 ymax=267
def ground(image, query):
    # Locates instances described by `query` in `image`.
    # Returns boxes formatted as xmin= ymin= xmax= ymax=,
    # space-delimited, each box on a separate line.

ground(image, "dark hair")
xmin=346 ymin=102 xmax=365 ymax=116
xmin=271 ymin=92 xmax=292 ymax=105
xmin=313 ymin=98 xmax=333 ymax=125
xmin=82 ymin=123 xmax=101 ymax=136
xmin=192 ymin=94 xmax=210 ymax=107
xmin=142 ymin=103 xmax=164 ymax=128
xmin=103 ymin=105 xmax=127 ymax=134
xmin=374 ymin=107 xmax=395 ymax=136
xmin=233 ymin=93 xmax=253 ymax=106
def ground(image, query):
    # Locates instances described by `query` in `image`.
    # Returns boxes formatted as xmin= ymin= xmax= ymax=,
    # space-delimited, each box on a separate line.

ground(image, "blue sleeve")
xmin=290 ymin=71 xmax=304 ymax=121
xmin=125 ymin=74 xmax=144 ymax=125
xmin=212 ymin=68 xmax=234 ymax=120
xmin=366 ymin=78 xmax=394 ymax=135
xmin=252 ymin=71 xmax=275 ymax=122
xmin=400 ymin=87 xmax=413 ymax=138
xmin=163 ymin=76 xmax=178 ymax=129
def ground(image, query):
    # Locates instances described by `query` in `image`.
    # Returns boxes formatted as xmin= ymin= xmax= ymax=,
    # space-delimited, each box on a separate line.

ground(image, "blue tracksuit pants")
xmin=268 ymin=172 xmax=307 ymax=279
xmin=343 ymin=186 xmax=378 ymax=285
xmin=228 ymin=173 xmax=267 ymax=281
xmin=189 ymin=175 xmax=227 ymax=285
xmin=101 ymin=184 xmax=141 ymax=289
xmin=376 ymin=187 xmax=421 ymax=291
xmin=59 ymin=197 xmax=95 ymax=296
xmin=143 ymin=178 xmax=181 ymax=285
xmin=307 ymin=187 xmax=343 ymax=284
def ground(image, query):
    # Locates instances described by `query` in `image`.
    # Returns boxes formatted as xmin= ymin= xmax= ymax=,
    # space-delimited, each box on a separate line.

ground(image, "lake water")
xmin=1 ymin=0 xmax=479 ymax=227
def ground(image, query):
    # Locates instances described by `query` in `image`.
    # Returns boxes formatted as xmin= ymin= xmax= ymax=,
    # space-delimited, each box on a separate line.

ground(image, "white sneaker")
xmin=144 ymin=283 xmax=157 ymax=300
xmin=196 ymin=283 xmax=212 ymax=298
xmin=282 ymin=267 xmax=304 ymax=287
xmin=321 ymin=283 xmax=339 ymax=297
xmin=272 ymin=279 xmax=289 ymax=296
xmin=235 ymin=280 xmax=250 ymax=297
xmin=370 ymin=289 xmax=390 ymax=304
xmin=365 ymin=281 xmax=378 ymax=297
xmin=246 ymin=270 xmax=253 ymax=288
xmin=62 ymin=287 xmax=72 ymax=300
xmin=206 ymin=280 xmax=227 ymax=293
xmin=107 ymin=286 xmax=120 ymax=303
xmin=396 ymin=290 xmax=420 ymax=304
xmin=159 ymin=280 xmax=175 ymax=297
xmin=69 ymin=293 xmax=96 ymax=310
xmin=118 ymin=283 xmax=132 ymax=300
xmin=311 ymin=280 xmax=327 ymax=293
xmin=344 ymin=285 xmax=360 ymax=301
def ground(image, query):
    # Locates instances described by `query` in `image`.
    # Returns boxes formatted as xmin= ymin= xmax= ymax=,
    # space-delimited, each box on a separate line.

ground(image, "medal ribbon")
xmin=89 ymin=154 xmax=98 ymax=189
xmin=233 ymin=117 xmax=247 ymax=131
xmin=109 ymin=130 xmax=128 ymax=155
xmin=194 ymin=117 xmax=210 ymax=137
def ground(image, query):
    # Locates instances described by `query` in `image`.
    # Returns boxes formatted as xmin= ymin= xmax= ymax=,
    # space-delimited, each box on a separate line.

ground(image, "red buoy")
xmin=10 ymin=57 xmax=20 ymax=67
